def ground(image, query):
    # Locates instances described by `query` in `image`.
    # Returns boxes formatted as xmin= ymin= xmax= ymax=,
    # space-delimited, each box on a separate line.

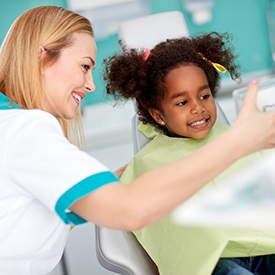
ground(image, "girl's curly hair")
xmin=103 ymin=32 xmax=240 ymax=129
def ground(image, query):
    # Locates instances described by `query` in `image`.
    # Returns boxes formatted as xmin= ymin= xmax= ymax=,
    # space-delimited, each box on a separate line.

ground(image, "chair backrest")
xmin=95 ymin=226 xmax=159 ymax=275
xmin=118 ymin=11 xmax=189 ymax=50
xmin=95 ymin=11 xmax=189 ymax=275
xmin=119 ymin=10 xmax=190 ymax=155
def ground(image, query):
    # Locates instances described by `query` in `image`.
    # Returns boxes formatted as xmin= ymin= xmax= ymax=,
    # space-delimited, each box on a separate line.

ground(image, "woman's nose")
xmin=85 ymin=73 xmax=96 ymax=93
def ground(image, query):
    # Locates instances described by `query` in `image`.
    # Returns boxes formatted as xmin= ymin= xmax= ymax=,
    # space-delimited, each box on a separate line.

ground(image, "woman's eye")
xmin=82 ymin=64 xmax=91 ymax=71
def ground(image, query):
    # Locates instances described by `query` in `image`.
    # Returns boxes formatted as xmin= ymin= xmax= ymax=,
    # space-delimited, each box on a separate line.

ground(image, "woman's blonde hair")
xmin=0 ymin=6 xmax=94 ymax=147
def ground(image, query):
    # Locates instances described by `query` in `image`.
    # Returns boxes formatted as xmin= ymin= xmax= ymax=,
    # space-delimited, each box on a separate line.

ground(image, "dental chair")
xmin=117 ymin=10 xmax=189 ymax=50
xmin=95 ymin=226 xmax=159 ymax=275
xmin=95 ymin=11 xmax=229 ymax=275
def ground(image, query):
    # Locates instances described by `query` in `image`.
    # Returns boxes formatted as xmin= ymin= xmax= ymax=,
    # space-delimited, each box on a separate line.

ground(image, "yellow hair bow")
xmin=198 ymin=53 xmax=227 ymax=74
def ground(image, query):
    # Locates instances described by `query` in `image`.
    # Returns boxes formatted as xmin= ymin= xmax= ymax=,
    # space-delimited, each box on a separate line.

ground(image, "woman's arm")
xmin=71 ymin=80 xmax=275 ymax=230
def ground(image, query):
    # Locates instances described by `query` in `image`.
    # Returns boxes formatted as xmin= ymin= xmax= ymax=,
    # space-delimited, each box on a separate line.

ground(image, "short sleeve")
xmin=6 ymin=110 xmax=120 ymax=224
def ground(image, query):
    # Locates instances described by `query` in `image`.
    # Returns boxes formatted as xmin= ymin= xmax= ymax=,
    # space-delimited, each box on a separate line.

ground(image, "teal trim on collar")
xmin=0 ymin=92 xmax=19 ymax=109
xmin=55 ymin=171 xmax=119 ymax=225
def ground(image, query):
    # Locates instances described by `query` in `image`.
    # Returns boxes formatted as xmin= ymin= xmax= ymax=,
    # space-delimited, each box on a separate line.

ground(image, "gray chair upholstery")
xmin=95 ymin=226 xmax=159 ymax=275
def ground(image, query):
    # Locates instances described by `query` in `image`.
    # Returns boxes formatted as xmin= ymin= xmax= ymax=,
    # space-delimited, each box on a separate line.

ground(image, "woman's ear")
xmin=149 ymin=108 xmax=166 ymax=126
xmin=39 ymin=46 xmax=45 ymax=59
xmin=39 ymin=46 xmax=46 ymax=73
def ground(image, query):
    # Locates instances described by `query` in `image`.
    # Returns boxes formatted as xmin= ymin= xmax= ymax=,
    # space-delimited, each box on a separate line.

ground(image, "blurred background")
xmin=1 ymin=0 xmax=275 ymax=274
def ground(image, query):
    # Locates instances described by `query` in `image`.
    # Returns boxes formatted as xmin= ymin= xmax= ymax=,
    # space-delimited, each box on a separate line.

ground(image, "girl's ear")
xmin=149 ymin=108 xmax=166 ymax=126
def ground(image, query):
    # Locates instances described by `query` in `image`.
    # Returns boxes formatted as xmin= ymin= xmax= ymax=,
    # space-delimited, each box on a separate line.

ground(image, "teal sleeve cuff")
xmin=55 ymin=171 xmax=119 ymax=225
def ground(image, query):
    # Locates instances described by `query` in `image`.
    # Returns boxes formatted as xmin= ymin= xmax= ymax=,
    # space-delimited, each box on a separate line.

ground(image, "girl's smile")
xmin=188 ymin=117 xmax=210 ymax=128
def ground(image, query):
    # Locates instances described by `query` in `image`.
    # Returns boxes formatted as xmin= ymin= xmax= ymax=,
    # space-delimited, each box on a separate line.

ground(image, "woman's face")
xmin=42 ymin=33 xmax=96 ymax=119
xmin=150 ymin=64 xmax=217 ymax=139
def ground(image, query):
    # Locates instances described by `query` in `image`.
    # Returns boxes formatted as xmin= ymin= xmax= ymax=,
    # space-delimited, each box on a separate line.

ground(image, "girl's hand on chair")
xmin=114 ymin=164 xmax=128 ymax=178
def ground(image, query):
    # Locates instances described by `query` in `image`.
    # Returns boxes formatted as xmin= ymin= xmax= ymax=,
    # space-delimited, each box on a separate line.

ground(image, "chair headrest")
xmin=118 ymin=11 xmax=189 ymax=50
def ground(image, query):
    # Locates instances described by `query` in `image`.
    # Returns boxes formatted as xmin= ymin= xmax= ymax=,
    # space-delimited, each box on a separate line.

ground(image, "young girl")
xmin=103 ymin=32 xmax=275 ymax=274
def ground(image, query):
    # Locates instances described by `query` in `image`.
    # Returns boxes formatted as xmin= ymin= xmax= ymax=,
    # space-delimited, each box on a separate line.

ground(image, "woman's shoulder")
xmin=0 ymin=109 xmax=61 ymax=134
xmin=1 ymin=108 xmax=55 ymax=120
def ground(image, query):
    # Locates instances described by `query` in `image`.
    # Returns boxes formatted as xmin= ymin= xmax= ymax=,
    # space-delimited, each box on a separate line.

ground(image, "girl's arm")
xmin=71 ymin=81 xmax=275 ymax=230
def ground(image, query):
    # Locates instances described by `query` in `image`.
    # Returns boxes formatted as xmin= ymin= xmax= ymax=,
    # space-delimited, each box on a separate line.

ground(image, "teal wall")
xmin=0 ymin=0 xmax=273 ymax=105
xmin=88 ymin=0 xmax=274 ymax=105
xmin=0 ymin=0 xmax=67 ymax=43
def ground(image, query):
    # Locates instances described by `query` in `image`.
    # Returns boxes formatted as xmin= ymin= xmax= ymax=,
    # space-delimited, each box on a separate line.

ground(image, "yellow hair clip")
xmin=211 ymin=62 xmax=227 ymax=74
xmin=198 ymin=53 xmax=227 ymax=74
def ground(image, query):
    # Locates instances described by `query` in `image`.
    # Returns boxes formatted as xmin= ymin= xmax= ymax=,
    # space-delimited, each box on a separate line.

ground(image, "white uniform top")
xmin=0 ymin=93 xmax=120 ymax=275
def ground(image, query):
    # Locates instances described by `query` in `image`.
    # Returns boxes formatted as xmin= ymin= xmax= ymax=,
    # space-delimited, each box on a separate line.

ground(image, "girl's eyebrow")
xmin=199 ymin=84 xmax=210 ymax=91
xmin=170 ymin=84 xmax=210 ymax=99
xmin=171 ymin=91 xmax=187 ymax=99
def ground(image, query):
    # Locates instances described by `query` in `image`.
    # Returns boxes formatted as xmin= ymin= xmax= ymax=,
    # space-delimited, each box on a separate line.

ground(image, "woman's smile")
xmin=72 ymin=91 xmax=85 ymax=105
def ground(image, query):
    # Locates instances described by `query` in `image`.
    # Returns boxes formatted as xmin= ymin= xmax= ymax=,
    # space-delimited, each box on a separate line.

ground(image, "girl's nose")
xmin=190 ymin=101 xmax=206 ymax=114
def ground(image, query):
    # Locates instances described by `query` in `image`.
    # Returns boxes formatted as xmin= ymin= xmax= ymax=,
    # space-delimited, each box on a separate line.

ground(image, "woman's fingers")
xmin=238 ymin=79 xmax=259 ymax=115
xmin=233 ymin=79 xmax=275 ymax=150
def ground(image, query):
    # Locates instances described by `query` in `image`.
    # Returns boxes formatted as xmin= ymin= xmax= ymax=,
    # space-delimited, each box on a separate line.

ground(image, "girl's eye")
xmin=201 ymin=94 xmax=210 ymax=100
xmin=177 ymin=100 xmax=188 ymax=106
xmin=82 ymin=64 xmax=91 ymax=71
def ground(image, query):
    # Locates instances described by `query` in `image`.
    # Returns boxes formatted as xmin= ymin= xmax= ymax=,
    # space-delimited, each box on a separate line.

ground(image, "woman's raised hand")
xmin=233 ymin=80 xmax=275 ymax=152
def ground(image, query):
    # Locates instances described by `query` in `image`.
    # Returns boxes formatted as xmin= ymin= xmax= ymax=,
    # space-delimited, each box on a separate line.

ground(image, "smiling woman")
xmin=0 ymin=6 xmax=96 ymax=145
xmin=41 ymin=33 xmax=96 ymax=120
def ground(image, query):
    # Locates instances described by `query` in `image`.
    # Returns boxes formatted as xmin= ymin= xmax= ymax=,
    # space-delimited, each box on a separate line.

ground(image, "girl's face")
xmin=150 ymin=65 xmax=217 ymax=139
xmin=42 ymin=33 xmax=96 ymax=119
